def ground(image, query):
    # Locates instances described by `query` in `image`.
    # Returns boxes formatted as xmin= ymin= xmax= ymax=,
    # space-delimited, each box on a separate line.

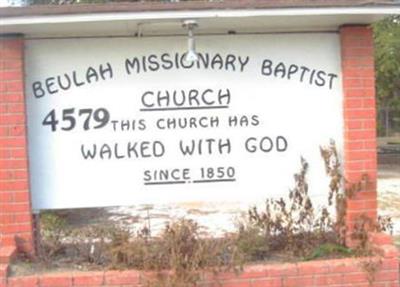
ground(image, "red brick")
xmin=363 ymin=98 xmax=376 ymax=108
xmin=9 ymin=126 xmax=26 ymax=137
xmin=362 ymin=121 xmax=376 ymax=130
xmin=362 ymin=78 xmax=375 ymax=87
xmin=104 ymin=270 xmax=140 ymax=285
xmin=345 ymin=88 xmax=374 ymax=98
xmin=341 ymin=36 xmax=373 ymax=47
xmin=345 ymin=150 xmax=376 ymax=161
xmin=283 ymin=276 xmax=313 ymax=287
xmin=379 ymin=245 xmax=400 ymax=258
xmin=328 ymin=259 xmax=360 ymax=273
xmin=344 ymin=99 xmax=363 ymax=109
xmin=342 ymin=67 xmax=375 ymax=78
xmin=72 ymin=272 xmax=104 ymax=286
xmin=347 ymin=199 xmax=377 ymax=210
xmin=0 ymin=264 xmax=8 ymax=277
xmin=0 ymin=60 xmax=22 ymax=71
xmin=363 ymin=159 xmax=377 ymax=170
xmin=344 ymin=140 xmax=364 ymax=150
xmin=6 ymin=104 xmax=25 ymax=114
xmin=10 ymin=149 xmax=27 ymax=159
xmin=0 ymin=81 xmax=23 ymax=93
xmin=0 ymin=235 xmax=16 ymax=246
xmin=0 ymin=138 xmax=26 ymax=148
xmin=344 ymin=160 xmax=364 ymax=171
xmin=13 ymin=170 xmax=28 ymax=179
xmin=345 ymin=130 xmax=376 ymax=141
xmin=0 ymin=159 xmax=27 ymax=169
xmin=346 ymin=200 xmax=365 ymax=210
xmin=0 ymin=39 xmax=23 ymax=50
xmin=0 ymin=114 xmax=26 ymax=125
xmin=346 ymin=210 xmax=377 ymax=222
xmin=344 ymin=78 xmax=363 ymax=88
xmin=342 ymin=47 xmax=374 ymax=57
xmin=0 ymin=170 xmax=12 ymax=179
xmin=252 ymin=278 xmax=281 ymax=287
xmin=0 ymin=71 xmax=23 ymax=81
xmin=39 ymin=274 xmax=72 ymax=287
xmin=341 ymin=272 xmax=369 ymax=283
xmin=7 ymin=276 xmax=38 ymax=287
xmin=13 ymin=191 xmax=30 ymax=202
xmin=346 ymin=120 xmax=363 ymax=130
xmin=0 ymin=149 xmax=10 ymax=159
xmin=342 ymin=58 xmax=374 ymax=67
xmin=0 ymin=180 xmax=29 ymax=191
xmin=0 ymin=170 xmax=28 ymax=180
xmin=0 ymin=203 xmax=30 ymax=213
xmin=313 ymin=274 xmax=344 ymax=285
xmin=0 ymin=93 xmax=24 ymax=103
xmin=363 ymin=140 xmax=377 ymax=149
xmin=341 ymin=26 xmax=377 ymax=234
xmin=369 ymin=233 xmax=393 ymax=245
xmin=0 ymin=214 xmax=15 ymax=224
xmin=0 ymin=127 xmax=8 ymax=137
xmin=0 ymin=245 xmax=16 ymax=264
xmin=14 ymin=213 xmax=33 ymax=223
xmin=266 ymin=264 xmax=297 ymax=277
xmin=297 ymin=261 xmax=329 ymax=275
xmin=2 ymin=223 xmax=33 ymax=234
xmin=0 ymin=48 xmax=22 ymax=60
xmin=237 ymin=265 xmax=267 ymax=279
xmin=352 ymin=191 xmax=377 ymax=201
xmin=344 ymin=109 xmax=375 ymax=119
xmin=380 ymin=258 xmax=399 ymax=270
xmin=0 ymin=192 xmax=13 ymax=202
xmin=364 ymin=199 xmax=378 ymax=209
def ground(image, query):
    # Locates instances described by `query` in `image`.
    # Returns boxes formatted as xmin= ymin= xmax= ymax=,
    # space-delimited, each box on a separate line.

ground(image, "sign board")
xmin=25 ymin=34 xmax=344 ymax=210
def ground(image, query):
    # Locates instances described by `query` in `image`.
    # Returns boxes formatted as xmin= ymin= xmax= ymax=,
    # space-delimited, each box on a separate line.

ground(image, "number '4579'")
xmin=42 ymin=108 xmax=110 ymax=132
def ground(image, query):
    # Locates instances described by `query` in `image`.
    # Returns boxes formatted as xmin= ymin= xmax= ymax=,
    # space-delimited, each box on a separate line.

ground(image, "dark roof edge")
xmin=0 ymin=1 xmax=399 ymax=18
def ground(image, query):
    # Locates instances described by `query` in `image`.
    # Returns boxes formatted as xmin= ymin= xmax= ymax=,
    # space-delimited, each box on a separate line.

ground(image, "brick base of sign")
xmin=0 ymin=246 xmax=16 ymax=265
xmin=0 ymin=233 xmax=398 ymax=287
xmin=0 ymin=36 xmax=35 ymax=255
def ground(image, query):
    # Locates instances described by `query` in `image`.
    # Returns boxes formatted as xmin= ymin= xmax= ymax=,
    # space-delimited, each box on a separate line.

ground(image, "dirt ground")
xmin=378 ymin=162 xmax=400 ymax=247
xmin=377 ymin=138 xmax=400 ymax=248
xmin=53 ymin=151 xmax=400 ymax=247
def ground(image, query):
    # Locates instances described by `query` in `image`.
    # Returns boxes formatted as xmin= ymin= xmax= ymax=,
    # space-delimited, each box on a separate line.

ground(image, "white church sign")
xmin=25 ymin=34 xmax=343 ymax=210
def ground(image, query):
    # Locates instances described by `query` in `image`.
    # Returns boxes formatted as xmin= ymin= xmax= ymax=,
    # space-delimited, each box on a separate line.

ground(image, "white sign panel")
xmin=25 ymin=34 xmax=343 ymax=210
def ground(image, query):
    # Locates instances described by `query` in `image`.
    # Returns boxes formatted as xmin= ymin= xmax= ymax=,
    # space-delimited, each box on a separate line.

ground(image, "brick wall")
xmin=4 ymin=239 xmax=400 ymax=287
xmin=340 ymin=26 xmax=378 ymax=236
xmin=0 ymin=36 xmax=34 ymax=254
